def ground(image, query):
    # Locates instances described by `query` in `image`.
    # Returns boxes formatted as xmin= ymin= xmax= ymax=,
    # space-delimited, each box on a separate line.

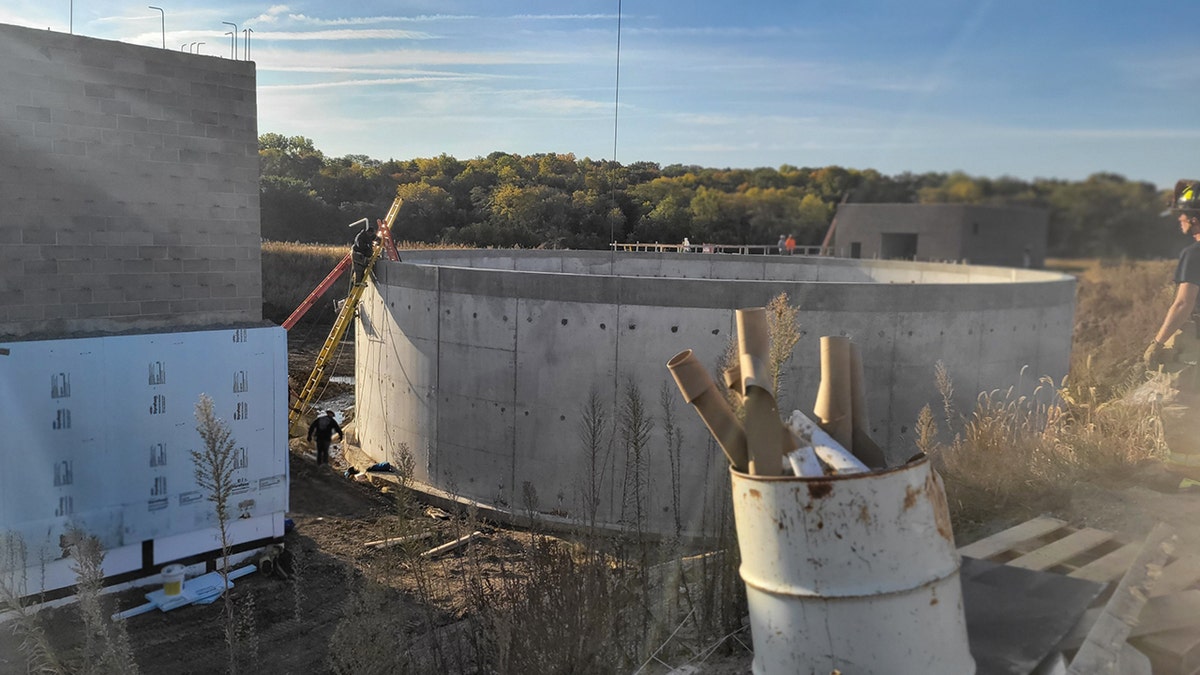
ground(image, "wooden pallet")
xmin=959 ymin=516 xmax=1200 ymax=674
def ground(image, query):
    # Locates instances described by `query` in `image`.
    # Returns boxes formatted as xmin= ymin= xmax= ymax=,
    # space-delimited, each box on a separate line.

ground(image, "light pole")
xmin=196 ymin=42 xmax=205 ymax=54
xmin=189 ymin=42 xmax=197 ymax=53
xmin=243 ymin=27 xmax=254 ymax=61
xmin=69 ymin=0 xmax=72 ymax=34
xmin=224 ymin=31 xmax=234 ymax=58
xmin=148 ymin=6 xmax=164 ymax=48
xmin=180 ymin=43 xmax=186 ymax=51
xmin=222 ymin=21 xmax=238 ymax=59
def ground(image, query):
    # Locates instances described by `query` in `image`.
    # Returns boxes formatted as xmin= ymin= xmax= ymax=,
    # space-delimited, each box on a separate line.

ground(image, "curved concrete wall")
xmin=354 ymin=251 xmax=1075 ymax=537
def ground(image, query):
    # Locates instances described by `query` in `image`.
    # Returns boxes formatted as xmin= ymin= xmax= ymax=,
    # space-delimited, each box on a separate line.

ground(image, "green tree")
xmin=395 ymin=182 xmax=458 ymax=242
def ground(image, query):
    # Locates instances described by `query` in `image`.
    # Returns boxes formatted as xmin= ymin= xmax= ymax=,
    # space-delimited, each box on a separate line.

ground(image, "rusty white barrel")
xmin=730 ymin=456 xmax=975 ymax=675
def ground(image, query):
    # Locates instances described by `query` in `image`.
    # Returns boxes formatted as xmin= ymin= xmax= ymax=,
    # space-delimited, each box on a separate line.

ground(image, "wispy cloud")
xmin=510 ymin=14 xmax=619 ymax=20
xmin=259 ymin=75 xmax=488 ymax=91
xmin=252 ymin=46 xmax=579 ymax=69
xmin=283 ymin=13 xmax=479 ymax=26
xmin=250 ymin=28 xmax=437 ymax=41
xmin=626 ymin=25 xmax=799 ymax=38
xmin=518 ymin=95 xmax=611 ymax=114
xmin=249 ymin=5 xmax=291 ymax=24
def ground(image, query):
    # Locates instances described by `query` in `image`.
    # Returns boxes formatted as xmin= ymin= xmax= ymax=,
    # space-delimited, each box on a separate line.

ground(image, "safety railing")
xmin=610 ymin=242 xmax=831 ymax=256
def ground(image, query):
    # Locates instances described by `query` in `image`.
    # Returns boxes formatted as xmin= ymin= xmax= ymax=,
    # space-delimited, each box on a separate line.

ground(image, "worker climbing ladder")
xmin=287 ymin=196 xmax=402 ymax=426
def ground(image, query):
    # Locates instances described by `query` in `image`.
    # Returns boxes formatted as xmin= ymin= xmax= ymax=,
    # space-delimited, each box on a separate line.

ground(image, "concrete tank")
xmin=353 ymin=250 xmax=1074 ymax=537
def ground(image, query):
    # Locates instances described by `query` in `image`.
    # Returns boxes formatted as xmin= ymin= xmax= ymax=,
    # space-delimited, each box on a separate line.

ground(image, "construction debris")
xmin=363 ymin=531 xmax=434 ymax=550
xmin=420 ymin=531 xmax=483 ymax=559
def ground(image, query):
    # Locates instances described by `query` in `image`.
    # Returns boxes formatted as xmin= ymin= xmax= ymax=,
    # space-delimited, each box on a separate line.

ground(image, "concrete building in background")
xmin=832 ymin=203 xmax=1048 ymax=268
xmin=0 ymin=23 xmax=286 ymax=599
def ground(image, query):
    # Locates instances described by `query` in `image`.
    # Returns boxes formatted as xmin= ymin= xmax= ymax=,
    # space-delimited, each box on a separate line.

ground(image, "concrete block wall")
xmin=0 ymin=23 xmax=261 ymax=338
xmin=354 ymin=250 xmax=1076 ymax=537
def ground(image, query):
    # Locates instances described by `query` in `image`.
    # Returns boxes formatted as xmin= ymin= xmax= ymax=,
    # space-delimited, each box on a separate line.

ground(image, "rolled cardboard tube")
xmin=736 ymin=308 xmax=771 ymax=390
xmin=744 ymin=387 xmax=783 ymax=476
xmin=736 ymin=308 xmax=784 ymax=476
xmin=848 ymin=341 xmax=887 ymax=469
xmin=723 ymin=363 xmax=743 ymax=397
xmin=667 ymin=349 xmax=749 ymax=471
xmin=814 ymin=335 xmax=854 ymax=452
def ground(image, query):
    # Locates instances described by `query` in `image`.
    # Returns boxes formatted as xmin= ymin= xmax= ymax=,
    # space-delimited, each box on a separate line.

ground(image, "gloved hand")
xmin=1144 ymin=340 xmax=1166 ymax=367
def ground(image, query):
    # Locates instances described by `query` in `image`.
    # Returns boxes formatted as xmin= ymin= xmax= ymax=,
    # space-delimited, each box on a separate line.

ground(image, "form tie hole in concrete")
xmin=712 ymin=329 xmax=719 ymax=335
xmin=473 ymin=312 xmax=477 ymax=318
xmin=629 ymin=324 xmax=636 ymax=330
xmin=561 ymin=319 xmax=568 ymax=326
xmin=671 ymin=326 xmax=679 ymax=333
xmin=560 ymin=415 xmax=566 ymax=421
xmin=600 ymin=323 xmax=606 ymax=330
xmin=503 ymin=315 xmax=508 ymax=322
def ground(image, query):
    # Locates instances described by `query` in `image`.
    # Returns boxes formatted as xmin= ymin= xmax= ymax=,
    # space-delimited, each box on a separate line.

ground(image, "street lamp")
xmin=224 ymin=31 xmax=234 ymax=58
xmin=196 ymin=42 xmax=205 ymax=54
xmin=148 ymin=7 xmax=164 ymax=48
xmin=243 ymin=27 xmax=254 ymax=61
xmin=69 ymin=0 xmax=72 ymax=34
xmin=189 ymin=41 xmax=197 ymax=53
xmin=222 ymin=21 xmax=238 ymax=59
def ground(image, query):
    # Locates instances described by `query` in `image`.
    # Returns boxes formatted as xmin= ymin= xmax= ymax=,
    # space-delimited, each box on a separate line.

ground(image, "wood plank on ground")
xmin=1069 ymin=542 xmax=1142 ymax=584
xmin=1131 ymin=628 xmax=1200 ymax=675
xmin=1152 ymin=557 xmax=1200 ymax=598
xmin=1009 ymin=528 xmax=1115 ymax=572
xmin=1067 ymin=523 xmax=1176 ymax=675
xmin=1059 ymin=590 xmax=1200 ymax=651
xmin=957 ymin=516 xmax=1069 ymax=560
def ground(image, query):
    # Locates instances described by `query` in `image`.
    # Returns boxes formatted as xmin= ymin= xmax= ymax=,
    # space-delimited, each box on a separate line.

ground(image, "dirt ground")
xmin=5 ymin=330 xmax=1198 ymax=674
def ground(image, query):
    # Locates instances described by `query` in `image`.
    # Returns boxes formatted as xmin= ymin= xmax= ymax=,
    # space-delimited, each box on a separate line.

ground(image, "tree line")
xmin=259 ymin=133 xmax=1177 ymax=258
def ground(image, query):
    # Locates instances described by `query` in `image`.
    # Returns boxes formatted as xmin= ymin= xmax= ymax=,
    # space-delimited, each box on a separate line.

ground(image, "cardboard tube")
xmin=736 ymin=308 xmax=783 ymax=476
xmin=723 ymin=363 xmax=744 ymax=398
xmin=814 ymin=336 xmax=854 ymax=452
xmin=667 ymin=350 xmax=749 ymax=471
xmin=848 ymin=341 xmax=887 ymax=469
xmin=736 ymin=308 xmax=771 ymax=390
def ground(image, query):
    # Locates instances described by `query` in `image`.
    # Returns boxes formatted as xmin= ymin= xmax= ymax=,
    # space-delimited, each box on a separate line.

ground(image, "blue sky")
xmin=3 ymin=1 xmax=1199 ymax=188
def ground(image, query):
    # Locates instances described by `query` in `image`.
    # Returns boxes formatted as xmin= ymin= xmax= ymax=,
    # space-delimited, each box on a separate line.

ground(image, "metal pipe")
xmin=222 ymin=21 xmax=238 ymax=59
xmin=148 ymin=6 xmax=164 ymax=48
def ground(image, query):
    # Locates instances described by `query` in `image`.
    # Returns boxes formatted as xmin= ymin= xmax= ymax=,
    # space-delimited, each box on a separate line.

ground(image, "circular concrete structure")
xmin=353 ymin=251 xmax=1075 ymax=537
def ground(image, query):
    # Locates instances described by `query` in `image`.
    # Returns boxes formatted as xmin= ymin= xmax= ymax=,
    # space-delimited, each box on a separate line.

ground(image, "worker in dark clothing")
xmin=306 ymin=409 xmax=343 ymax=466
xmin=351 ymin=221 xmax=377 ymax=290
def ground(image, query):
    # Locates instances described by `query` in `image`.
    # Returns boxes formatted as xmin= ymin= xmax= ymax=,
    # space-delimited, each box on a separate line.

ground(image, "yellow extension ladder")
xmin=287 ymin=196 xmax=402 ymax=426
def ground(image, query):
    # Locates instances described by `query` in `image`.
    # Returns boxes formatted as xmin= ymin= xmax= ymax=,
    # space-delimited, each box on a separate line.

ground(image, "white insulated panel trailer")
xmin=0 ymin=327 xmax=289 ymax=599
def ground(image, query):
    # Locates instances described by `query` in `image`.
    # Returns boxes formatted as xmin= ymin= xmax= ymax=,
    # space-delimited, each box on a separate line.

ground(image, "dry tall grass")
xmin=928 ymin=260 xmax=1173 ymax=531
xmin=261 ymin=240 xmax=472 ymax=325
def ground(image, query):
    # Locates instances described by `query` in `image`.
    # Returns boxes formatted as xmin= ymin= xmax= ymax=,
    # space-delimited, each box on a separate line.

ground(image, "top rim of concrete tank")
xmin=380 ymin=249 xmax=1074 ymax=310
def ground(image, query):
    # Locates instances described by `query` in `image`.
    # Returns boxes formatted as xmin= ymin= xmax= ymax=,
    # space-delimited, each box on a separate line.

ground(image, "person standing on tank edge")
xmin=351 ymin=221 xmax=377 ymax=291
xmin=1145 ymin=180 xmax=1200 ymax=487
xmin=307 ymin=410 xmax=343 ymax=466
